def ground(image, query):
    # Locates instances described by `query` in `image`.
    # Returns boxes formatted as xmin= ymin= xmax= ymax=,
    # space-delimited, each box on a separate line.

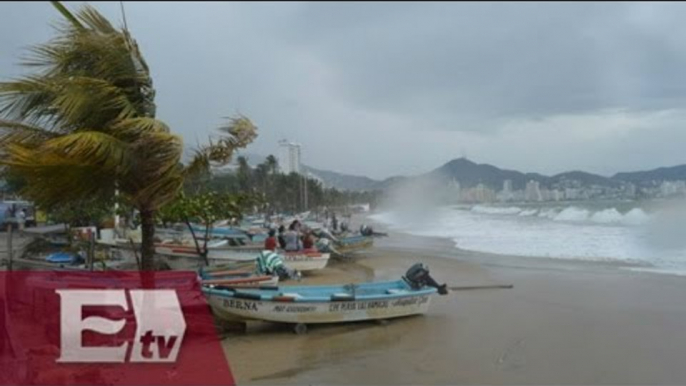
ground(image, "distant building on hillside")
xmin=498 ymin=179 xmax=514 ymax=202
xmin=474 ymin=183 xmax=496 ymax=202
xmin=525 ymin=180 xmax=542 ymax=201
xmin=660 ymin=180 xmax=686 ymax=197
xmin=278 ymin=140 xmax=301 ymax=175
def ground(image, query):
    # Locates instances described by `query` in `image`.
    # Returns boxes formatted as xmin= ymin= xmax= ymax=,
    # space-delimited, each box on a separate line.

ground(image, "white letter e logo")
xmin=56 ymin=289 xmax=128 ymax=363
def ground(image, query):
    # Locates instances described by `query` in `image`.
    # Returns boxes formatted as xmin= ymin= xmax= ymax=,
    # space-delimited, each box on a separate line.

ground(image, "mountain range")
xmin=306 ymin=158 xmax=686 ymax=192
xmin=228 ymin=151 xmax=686 ymax=192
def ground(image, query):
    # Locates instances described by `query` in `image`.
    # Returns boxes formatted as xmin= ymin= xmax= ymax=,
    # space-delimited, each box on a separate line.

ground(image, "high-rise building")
xmin=525 ymin=180 xmax=542 ymax=201
xmin=278 ymin=140 xmax=301 ymax=175
xmin=473 ymin=183 xmax=496 ymax=202
xmin=499 ymin=179 xmax=514 ymax=202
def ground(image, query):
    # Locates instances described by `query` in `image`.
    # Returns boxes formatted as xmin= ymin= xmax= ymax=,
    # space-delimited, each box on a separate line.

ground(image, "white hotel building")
xmin=278 ymin=139 xmax=301 ymax=175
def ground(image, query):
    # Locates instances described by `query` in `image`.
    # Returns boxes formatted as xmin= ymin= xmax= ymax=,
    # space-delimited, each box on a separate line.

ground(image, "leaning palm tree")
xmin=0 ymin=2 xmax=256 ymax=270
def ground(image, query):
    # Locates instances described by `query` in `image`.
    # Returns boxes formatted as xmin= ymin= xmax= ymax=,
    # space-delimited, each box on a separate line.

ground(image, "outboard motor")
xmin=273 ymin=265 xmax=302 ymax=281
xmin=404 ymin=263 xmax=448 ymax=295
xmin=316 ymin=238 xmax=332 ymax=252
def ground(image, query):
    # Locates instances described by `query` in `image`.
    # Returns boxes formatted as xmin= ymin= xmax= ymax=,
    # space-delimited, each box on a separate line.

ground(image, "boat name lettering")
xmin=271 ymin=305 xmax=317 ymax=313
xmin=391 ymin=295 xmax=429 ymax=307
xmin=328 ymin=300 xmax=389 ymax=312
xmin=223 ymin=299 xmax=258 ymax=311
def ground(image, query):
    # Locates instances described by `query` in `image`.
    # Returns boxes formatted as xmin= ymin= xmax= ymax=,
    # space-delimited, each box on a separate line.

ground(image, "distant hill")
xmin=426 ymin=158 xmax=553 ymax=190
xmin=550 ymin=171 xmax=619 ymax=188
xmin=216 ymin=151 xmax=686 ymax=192
xmin=612 ymin=164 xmax=686 ymax=185
xmin=302 ymin=165 xmax=381 ymax=192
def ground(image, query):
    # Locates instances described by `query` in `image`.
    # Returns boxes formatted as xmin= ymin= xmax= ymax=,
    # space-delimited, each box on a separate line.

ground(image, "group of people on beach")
xmin=324 ymin=213 xmax=350 ymax=233
xmin=264 ymin=220 xmax=316 ymax=252
xmin=262 ymin=209 xmax=357 ymax=253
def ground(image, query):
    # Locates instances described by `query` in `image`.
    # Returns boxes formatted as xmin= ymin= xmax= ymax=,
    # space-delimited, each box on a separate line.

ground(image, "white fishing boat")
xmin=207 ymin=249 xmax=330 ymax=272
xmin=155 ymin=239 xmax=329 ymax=272
xmin=201 ymin=274 xmax=279 ymax=288
xmin=203 ymin=263 xmax=448 ymax=333
xmin=154 ymin=239 xmax=230 ymax=258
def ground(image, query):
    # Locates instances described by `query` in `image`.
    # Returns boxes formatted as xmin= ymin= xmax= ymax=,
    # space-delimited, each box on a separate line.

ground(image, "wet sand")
xmin=222 ymin=229 xmax=686 ymax=385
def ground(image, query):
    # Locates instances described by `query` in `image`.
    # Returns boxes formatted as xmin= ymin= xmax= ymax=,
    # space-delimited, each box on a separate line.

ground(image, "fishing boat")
xmin=198 ymin=267 xmax=279 ymax=287
xmin=190 ymin=225 xmax=251 ymax=240
xmin=332 ymin=235 xmax=374 ymax=256
xmin=207 ymin=249 xmax=330 ymax=272
xmin=203 ymin=263 xmax=448 ymax=333
xmin=155 ymin=236 xmax=330 ymax=272
xmin=154 ymin=239 xmax=232 ymax=258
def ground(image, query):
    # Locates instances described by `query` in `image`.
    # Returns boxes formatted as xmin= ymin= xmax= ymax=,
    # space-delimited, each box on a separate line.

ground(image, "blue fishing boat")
xmin=45 ymin=252 xmax=81 ymax=264
xmin=190 ymin=225 xmax=251 ymax=240
xmin=336 ymin=234 xmax=374 ymax=249
xmin=317 ymin=234 xmax=374 ymax=257
xmin=203 ymin=263 xmax=447 ymax=333
xmin=197 ymin=265 xmax=280 ymax=287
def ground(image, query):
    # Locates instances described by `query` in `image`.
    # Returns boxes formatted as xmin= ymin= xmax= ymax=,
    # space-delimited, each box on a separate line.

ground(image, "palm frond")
xmin=0 ymin=120 xmax=58 ymax=145
xmin=41 ymin=131 xmax=134 ymax=172
xmin=50 ymin=2 xmax=85 ymax=31
xmin=184 ymin=149 xmax=211 ymax=179
xmin=215 ymin=115 xmax=258 ymax=150
xmin=49 ymin=76 xmax=139 ymax=125
xmin=110 ymin=117 xmax=170 ymax=140
xmin=76 ymin=5 xmax=117 ymax=34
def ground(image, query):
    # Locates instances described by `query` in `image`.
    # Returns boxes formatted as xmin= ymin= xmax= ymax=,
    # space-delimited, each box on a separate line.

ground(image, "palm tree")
xmin=0 ymin=2 xmax=256 ymax=270
xmin=265 ymin=155 xmax=278 ymax=175
xmin=236 ymin=156 xmax=252 ymax=193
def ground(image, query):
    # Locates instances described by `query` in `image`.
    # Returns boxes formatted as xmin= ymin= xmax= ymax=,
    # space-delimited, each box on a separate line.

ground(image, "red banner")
xmin=0 ymin=271 xmax=234 ymax=385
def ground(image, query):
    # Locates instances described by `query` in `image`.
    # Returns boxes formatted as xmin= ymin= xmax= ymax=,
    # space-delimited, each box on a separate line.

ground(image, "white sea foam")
xmin=471 ymin=205 xmax=522 ymax=215
xmin=461 ymin=204 xmax=651 ymax=226
xmin=554 ymin=207 xmax=590 ymax=222
xmin=623 ymin=208 xmax=651 ymax=226
xmin=370 ymin=204 xmax=685 ymax=276
xmin=519 ymin=209 xmax=539 ymax=216
xmin=538 ymin=208 xmax=559 ymax=219
xmin=590 ymin=208 xmax=623 ymax=224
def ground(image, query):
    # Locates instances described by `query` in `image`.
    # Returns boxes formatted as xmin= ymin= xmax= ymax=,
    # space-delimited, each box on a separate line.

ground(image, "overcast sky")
xmin=2 ymin=2 xmax=686 ymax=179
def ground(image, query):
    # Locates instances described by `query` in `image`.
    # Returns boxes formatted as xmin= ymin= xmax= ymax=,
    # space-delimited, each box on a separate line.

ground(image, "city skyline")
xmin=445 ymin=177 xmax=685 ymax=204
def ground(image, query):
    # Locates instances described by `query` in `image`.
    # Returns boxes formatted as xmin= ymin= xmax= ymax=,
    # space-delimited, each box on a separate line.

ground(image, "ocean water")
xmin=369 ymin=201 xmax=686 ymax=276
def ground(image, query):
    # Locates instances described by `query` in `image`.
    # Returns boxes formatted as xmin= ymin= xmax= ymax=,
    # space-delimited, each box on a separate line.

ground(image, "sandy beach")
xmin=223 ymin=225 xmax=686 ymax=385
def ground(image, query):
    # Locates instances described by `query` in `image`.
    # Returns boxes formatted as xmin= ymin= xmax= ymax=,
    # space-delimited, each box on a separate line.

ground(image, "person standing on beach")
xmin=17 ymin=208 xmax=26 ymax=236
xmin=302 ymin=231 xmax=315 ymax=250
xmin=332 ymin=214 xmax=338 ymax=232
xmin=3 ymin=206 xmax=12 ymax=233
xmin=284 ymin=223 xmax=302 ymax=251
xmin=277 ymin=225 xmax=287 ymax=249
xmin=264 ymin=229 xmax=278 ymax=251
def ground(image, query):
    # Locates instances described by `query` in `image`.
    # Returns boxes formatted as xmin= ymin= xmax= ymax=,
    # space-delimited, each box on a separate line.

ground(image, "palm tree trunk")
xmin=140 ymin=208 xmax=156 ymax=271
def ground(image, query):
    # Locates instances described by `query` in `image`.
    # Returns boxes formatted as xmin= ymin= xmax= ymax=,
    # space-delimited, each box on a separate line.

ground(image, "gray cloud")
xmin=2 ymin=2 xmax=686 ymax=179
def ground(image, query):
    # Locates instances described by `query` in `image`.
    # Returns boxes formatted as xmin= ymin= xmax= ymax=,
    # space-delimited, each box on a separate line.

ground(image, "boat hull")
xmin=202 ymin=275 xmax=279 ymax=287
xmin=155 ymin=243 xmax=330 ymax=272
xmin=333 ymin=236 xmax=374 ymax=256
xmin=208 ymin=250 xmax=330 ymax=272
xmin=205 ymin=291 xmax=433 ymax=324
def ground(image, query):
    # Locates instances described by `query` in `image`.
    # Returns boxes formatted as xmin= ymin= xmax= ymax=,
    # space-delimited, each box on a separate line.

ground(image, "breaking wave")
xmin=470 ymin=205 xmax=650 ymax=226
xmin=370 ymin=202 xmax=686 ymax=276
